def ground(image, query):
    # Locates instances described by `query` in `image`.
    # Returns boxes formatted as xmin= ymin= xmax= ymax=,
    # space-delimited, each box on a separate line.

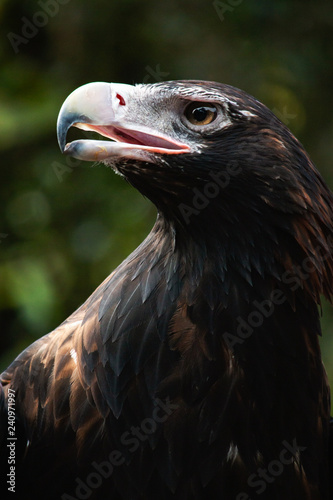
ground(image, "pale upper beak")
xmin=57 ymin=81 xmax=191 ymax=162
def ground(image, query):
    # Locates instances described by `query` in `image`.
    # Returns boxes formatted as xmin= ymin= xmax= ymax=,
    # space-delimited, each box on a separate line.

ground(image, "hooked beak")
xmin=57 ymin=82 xmax=191 ymax=162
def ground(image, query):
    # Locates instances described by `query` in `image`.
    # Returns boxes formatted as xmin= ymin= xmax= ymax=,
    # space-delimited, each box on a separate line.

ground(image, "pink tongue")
xmin=118 ymin=128 xmax=186 ymax=150
xmin=79 ymin=124 xmax=187 ymax=150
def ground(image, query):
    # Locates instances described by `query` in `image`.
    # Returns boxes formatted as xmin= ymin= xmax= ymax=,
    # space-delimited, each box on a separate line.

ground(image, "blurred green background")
xmin=1 ymin=0 xmax=333 ymax=387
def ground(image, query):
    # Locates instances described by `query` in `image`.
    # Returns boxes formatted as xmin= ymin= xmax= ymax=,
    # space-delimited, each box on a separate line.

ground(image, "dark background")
xmin=1 ymin=0 xmax=333 ymax=387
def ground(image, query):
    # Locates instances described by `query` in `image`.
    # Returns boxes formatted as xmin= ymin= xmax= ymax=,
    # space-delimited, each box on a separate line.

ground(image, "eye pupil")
xmin=185 ymin=102 xmax=218 ymax=126
xmin=193 ymin=107 xmax=208 ymax=122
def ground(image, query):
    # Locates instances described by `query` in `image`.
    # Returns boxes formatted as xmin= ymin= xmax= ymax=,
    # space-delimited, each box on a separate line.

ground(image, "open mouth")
xmin=70 ymin=123 xmax=190 ymax=153
xmin=61 ymin=122 xmax=191 ymax=162
xmin=57 ymin=81 xmax=191 ymax=162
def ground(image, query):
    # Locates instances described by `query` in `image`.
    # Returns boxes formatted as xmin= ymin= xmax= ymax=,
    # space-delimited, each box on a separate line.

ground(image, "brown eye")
xmin=184 ymin=102 xmax=218 ymax=126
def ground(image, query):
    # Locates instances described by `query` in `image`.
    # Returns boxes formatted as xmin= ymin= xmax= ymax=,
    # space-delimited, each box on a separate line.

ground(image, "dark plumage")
xmin=1 ymin=80 xmax=333 ymax=499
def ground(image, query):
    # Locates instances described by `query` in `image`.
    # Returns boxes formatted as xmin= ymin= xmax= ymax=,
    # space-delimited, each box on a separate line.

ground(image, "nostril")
xmin=116 ymin=93 xmax=126 ymax=106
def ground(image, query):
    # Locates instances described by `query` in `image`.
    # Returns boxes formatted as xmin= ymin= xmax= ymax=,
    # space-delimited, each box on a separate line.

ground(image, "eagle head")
xmin=57 ymin=80 xmax=333 ymax=302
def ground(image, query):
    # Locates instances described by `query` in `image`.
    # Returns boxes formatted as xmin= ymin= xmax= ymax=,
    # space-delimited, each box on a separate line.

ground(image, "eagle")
xmin=1 ymin=80 xmax=333 ymax=500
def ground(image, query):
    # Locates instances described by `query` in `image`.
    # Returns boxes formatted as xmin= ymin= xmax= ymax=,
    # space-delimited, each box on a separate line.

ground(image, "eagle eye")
xmin=184 ymin=102 xmax=218 ymax=127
